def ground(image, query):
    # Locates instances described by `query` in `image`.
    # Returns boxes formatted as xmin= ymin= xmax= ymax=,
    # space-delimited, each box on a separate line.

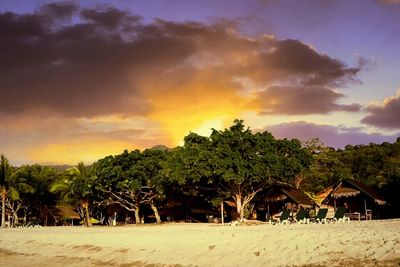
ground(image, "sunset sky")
xmin=1 ymin=0 xmax=400 ymax=165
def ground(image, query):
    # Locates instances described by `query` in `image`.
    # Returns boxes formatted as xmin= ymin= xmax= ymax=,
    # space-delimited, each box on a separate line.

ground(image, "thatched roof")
xmin=315 ymin=186 xmax=333 ymax=204
xmin=56 ymin=204 xmax=81 ymax=219
xmin=331 ymin=187 xmax=360 ymax=198
xmin=316 ymin=186 xmax=333 ymax=199
xmin=263 ymin=183 xmax=314 ymax=208
xmin=322 ymin=179 xmax=386 ymax=205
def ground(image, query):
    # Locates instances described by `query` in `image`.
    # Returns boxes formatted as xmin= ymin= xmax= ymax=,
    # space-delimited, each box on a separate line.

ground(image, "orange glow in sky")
xmin=1 ymin=1 xmax=400 ymax=165
xmin=28 ymin=140 xmax=137 ymax=165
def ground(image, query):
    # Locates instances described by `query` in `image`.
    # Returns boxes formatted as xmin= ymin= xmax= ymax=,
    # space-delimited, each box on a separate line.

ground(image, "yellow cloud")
xmin=146 ymin=85 xmax=256 ymax=144
xmin=28 ymin=140 xmax=135 ymax=165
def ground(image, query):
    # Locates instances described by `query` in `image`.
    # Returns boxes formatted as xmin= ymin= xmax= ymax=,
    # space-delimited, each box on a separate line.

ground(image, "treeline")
xmin=1 ymin=120 xmax=399 ymax=227
xmin=301 ymin=137 xmax=400 ymax=206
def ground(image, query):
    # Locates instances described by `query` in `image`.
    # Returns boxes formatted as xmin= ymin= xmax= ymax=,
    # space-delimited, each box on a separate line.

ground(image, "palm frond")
xmin=17 ymin=182 xmax=35 ymax=194
xmin=9 ymin=186 xmax=20 ymax=200
xmin=50 ymin=183 xmax=70 ymax=193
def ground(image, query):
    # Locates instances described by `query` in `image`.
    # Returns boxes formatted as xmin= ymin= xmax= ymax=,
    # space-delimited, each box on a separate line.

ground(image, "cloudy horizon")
xmin=1 ymin=0 xmax=399 ymax=165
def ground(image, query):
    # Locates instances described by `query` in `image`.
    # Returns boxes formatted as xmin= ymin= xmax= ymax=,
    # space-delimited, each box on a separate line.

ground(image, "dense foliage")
xmin=94 ymin=148 xmax=168 ymax=224
xmin=0 ymin=121 xmax=399 ymax=226
xmin=164 ymin=120 xmax=312 ymax=220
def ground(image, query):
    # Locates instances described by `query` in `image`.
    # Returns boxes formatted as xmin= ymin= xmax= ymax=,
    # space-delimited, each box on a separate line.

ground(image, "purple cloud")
xmin=362 ymin=90 xmax=400 ymax=129
xmin=0 ymin=3 xmax=362 ymax=119
xmin=255 ymin=85 xmax=361 ymax=115
xmin=265 ymin=121 xmax=399 ymax=148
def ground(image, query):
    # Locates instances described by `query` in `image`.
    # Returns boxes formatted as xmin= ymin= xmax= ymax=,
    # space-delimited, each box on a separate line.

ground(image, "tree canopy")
xmin=164 ymin=120 xmax=312 ymax=220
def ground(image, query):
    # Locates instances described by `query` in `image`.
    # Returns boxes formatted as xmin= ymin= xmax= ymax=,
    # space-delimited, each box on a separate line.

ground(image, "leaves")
xmin=94 ymin=148 xmax=170 ymax=213
xmin=165 ymin=120 xmax=312 ymax=219
xmin=51 ymin=162 xmax=95 ymax=204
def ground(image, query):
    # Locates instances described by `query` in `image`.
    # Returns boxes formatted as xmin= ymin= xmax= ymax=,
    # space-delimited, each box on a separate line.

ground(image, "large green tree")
xmin=95 ymin=150 xmax=144 ymax=224
xmin=133 ymin=148 xmax=168 ymax=224
xmin=165 ymin=120 xmax=312 ymax=221
xmin=95 ymin=148 xmax=169 ymax=224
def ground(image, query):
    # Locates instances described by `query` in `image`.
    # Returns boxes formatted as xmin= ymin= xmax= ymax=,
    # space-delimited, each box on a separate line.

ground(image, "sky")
xmin=0 ymin=0 xmax=400 ymax=165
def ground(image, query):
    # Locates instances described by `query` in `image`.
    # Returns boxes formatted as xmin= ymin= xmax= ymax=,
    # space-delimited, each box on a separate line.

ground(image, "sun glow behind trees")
xmin=0 ymin=120 xmax=400 ymax=227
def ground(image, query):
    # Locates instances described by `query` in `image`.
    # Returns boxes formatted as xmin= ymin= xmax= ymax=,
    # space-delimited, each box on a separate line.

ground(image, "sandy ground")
xmin=0 ymin=220 xmax=399 ymax=267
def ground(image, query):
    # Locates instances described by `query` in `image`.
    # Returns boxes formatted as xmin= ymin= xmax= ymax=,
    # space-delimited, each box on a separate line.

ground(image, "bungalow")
xmin=321 ymin=178 xmax=386 ymax=220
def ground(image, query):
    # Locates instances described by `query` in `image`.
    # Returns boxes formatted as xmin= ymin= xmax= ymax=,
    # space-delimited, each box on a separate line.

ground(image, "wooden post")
xmin=334 ymin=199 xmax=337 ymax=212
xmin=221 ymin=201 xmax=224 ymax=226
xmin=267 ymin=204 xmax=270 ymax=222
xmin=364 ymin=199 xmax=367 ymax=220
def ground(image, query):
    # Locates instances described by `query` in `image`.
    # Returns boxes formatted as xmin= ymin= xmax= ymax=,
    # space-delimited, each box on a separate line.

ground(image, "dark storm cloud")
xmin=0 ymin=2 xmax=361 ymax=118
xmin=80 ymin=7 xmax=141 ymax=29
xmin=0 ymin=3 xmax=191 ymax=117
xmin=266 ymin=121 xmax=399 ymax=148
xmin=362 ymin=91 xmax=400 ymax=129
xmin=247 ymin=39 xmax=360 ymax=86
xmin=255 ymin=85 xmax=361 ymax=115
xmin=242 ymin=39 xmax=361 ymax=115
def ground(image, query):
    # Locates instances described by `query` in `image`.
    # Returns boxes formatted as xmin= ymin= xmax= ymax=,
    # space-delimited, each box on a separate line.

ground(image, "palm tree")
xmin=0 ymin=155 xmax=34 ymax=227
xmin=17 ymin=164 xmax=58 ymax=225
xmin=0 ymin=155 xmax=11 ymax=227
xmin=50 ymin=162 xmax=94 ymax=227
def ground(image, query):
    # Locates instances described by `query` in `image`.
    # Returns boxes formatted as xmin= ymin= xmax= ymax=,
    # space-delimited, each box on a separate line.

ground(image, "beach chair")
xmin=271 ymin=210 xmax=291 ymax=225
xmin=331 ymin=207 xmax=350 ymax=223
xmin=313 ymin=208 xmax=328 ymax=224
xmin=293 ymin=208 xmax=309 ymax=224
xmin=280 ymin=210 xmax=291 ymax=224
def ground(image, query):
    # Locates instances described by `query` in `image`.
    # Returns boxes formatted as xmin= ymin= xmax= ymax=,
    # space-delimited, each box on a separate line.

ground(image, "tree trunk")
xmin=239 ymin=206 xmax=245 ymax=221
xmin=83 ymin=200 xmax=92 ymax=227
xmin=13 ymin=213 xmax=18 ymax=227
xmin=294 ymin=175 xmax=303 ymax=189
xmin=150 ymin=202 xmax=161 ymax=224
xmin=235 ymin=194 xmax=245 ymax=221
xmin=1 ymin=190 xmax=6 ymax=228
xmin=134 ymin=208 xmax=140 ymax=224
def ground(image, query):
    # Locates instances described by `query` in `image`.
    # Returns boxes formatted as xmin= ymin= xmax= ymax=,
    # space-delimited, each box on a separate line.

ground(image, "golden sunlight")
xmin=28 ymin=140 xmax=135 ymax=165
xmin=146 ymin=87 xmax=254 ymax=144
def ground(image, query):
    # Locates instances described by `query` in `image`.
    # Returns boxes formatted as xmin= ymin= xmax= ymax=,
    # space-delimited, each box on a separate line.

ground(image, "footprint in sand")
xmin=115 ymin=248 xmax=129 ymax=253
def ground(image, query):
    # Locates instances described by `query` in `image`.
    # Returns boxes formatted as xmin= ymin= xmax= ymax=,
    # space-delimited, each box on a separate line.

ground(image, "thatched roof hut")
xmin=322 ymin=179 xmax=386 ymax=206
xmin=263 ymin=183 xmax=315 ymax=208
xmin=321 ymin=178 xmax=386 ymax=219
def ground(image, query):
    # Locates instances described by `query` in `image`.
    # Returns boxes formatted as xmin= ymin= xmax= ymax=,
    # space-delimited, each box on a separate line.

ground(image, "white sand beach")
xmin=0 ymin=220 xmax=399 ymax=267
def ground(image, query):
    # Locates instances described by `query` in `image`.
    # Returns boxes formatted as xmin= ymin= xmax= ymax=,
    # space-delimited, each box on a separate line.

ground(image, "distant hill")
xmin=150 ymin=145 xmax=171 ymax=151
xmin=48 ymin=165 xmax=72 ymax=172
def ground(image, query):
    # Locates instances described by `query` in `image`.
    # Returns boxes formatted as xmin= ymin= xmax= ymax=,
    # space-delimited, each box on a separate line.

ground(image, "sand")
xmin=0 ymin=220 xmax=399 ymax=267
